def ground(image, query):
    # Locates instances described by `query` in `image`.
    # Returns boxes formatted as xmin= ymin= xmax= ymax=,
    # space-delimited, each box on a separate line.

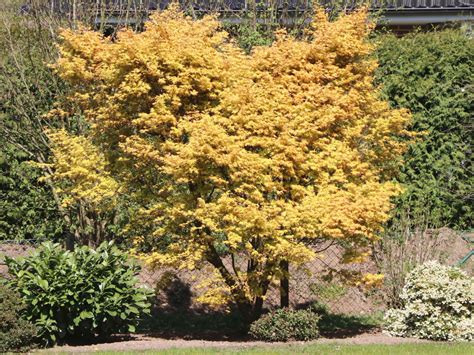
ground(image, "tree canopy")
xmin=47 ymin=6 xmax=411 ymax=320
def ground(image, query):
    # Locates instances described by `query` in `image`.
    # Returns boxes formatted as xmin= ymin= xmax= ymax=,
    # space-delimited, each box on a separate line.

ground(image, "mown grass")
xmin=91 ymin=343 xmax=473 ymax=355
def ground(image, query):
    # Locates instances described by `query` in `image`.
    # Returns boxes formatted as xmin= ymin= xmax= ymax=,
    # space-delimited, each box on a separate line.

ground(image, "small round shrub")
xmin=384 ymin=261 xmax=473 ymax=341
xmin=6 ymin=241 xmax=152 ymax=345
xmin=0 ymin=282 xmax=37 ymax=352
xmin=249 ymin=308 xmax=320 ymax=342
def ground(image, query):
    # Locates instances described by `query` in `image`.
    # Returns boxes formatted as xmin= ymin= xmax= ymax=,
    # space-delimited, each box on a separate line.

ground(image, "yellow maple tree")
xmin=48 ymin=6 xmax=411 ymax=321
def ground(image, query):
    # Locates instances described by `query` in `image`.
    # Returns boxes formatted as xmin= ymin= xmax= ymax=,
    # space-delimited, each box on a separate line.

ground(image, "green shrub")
xmin=384 ymin=261 xmax=473 ymax=341
xmin=249 ymin=308 xmax=320 ymax=342
xmin=0 ymin=282 xmax=37 ymax=352
xmin=6 ymin=241 xmax=152 ymax=345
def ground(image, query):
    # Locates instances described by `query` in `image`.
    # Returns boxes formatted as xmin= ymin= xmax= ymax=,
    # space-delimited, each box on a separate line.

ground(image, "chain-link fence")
xmin=2 ymin=234 xmax=472 ymax=316
xmin=137 ymin=243 xmax=385 ymax=315
xmin=0 ymin=238 xmax=384 ymax=315
xmin=0 ymin=239 xmax=43 ymax=277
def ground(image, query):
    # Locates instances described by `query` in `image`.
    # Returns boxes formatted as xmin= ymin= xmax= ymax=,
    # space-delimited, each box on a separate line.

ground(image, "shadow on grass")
xmin=318 ymin=312 xmax=382 ymax=338
xmin=138 ymin=301 xmax=382 ymax=341
xmin=293 ymin=301 xmax=382 ymax=338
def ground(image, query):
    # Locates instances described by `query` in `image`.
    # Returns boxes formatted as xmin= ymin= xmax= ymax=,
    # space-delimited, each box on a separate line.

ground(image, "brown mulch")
xmin=44 ymin=332 xmax=430 ymax=353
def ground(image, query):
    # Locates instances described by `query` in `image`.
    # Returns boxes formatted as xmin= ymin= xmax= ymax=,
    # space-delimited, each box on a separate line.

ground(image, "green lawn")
xmin=91 ymin=343 xmax=473 ymax=355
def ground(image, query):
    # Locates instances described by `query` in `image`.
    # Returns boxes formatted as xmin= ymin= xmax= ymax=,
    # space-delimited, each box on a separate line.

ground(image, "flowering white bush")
xmin=384 ymin=261 xmax=473 ymax=341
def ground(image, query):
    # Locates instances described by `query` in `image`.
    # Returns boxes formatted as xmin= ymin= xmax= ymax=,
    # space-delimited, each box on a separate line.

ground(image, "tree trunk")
xmin=280 ymin=259 xmax=289 ymax=308
xmin=65 ymin=232 xmax=75 ymax=251
xmin=206 ymin=244 xmax=259 ymax=324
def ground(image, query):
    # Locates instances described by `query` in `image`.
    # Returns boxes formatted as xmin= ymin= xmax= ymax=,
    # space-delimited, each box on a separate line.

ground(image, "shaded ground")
xmin=43 ymin=307 xmax=413 ymax=353
xmin=128 ymin=300 xmax=384 ymax=342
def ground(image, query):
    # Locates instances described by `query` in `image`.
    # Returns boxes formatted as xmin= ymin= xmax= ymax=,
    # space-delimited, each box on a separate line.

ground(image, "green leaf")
xmin=38 ymin=279 xmax=49 ymax=290
xmin=106 ymin=310 xmax=117 ymax=317
xmin=80 ymin=311 xmax=93 ymax=319
xmin=128 ymin=306 xmax=139 ymax=314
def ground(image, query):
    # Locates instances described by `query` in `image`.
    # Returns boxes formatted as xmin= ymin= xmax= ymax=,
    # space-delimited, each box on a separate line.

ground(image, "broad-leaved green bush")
xmin=0 ymin=282 xmax=37 ymax=352
xmin=249 ymin=308 xmax=320 ymax=342
xmin=384 ymin=261 xmax=473 ymax=341
xmin=6 ymin=241 xmax=151 ymax=345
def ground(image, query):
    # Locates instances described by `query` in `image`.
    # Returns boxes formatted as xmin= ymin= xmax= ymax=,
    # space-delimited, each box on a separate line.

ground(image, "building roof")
xmin=37 ymin=1 xmax=474 ymax=27
xmin=42 ymin=0 xmax=474 ymax=13
xmin=152 ymin=0 xmax=474 ymax=11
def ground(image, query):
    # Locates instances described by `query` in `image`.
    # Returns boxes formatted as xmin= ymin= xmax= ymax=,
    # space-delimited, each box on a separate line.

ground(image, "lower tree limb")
xmin=205 ymin=244 xmax=254 ymax=323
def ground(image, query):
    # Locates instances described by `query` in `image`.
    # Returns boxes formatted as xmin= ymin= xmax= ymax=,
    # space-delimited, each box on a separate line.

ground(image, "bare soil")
xmin=46 ymin=332 xmax=430 ymax=353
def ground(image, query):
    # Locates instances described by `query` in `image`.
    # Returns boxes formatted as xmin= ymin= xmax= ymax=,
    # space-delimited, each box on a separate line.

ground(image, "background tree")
xmin=0 ymin=0 xmax=131 ymax=245
xmin=47 ymin=7 xmax=411 ymax=322
xmin=375 ymin=29 xmax=473 ymax=229
xmin=0 ymin=145 xmax=63 ymax=240
xmin=372 ymin=29 xmax=473 ymax=306
xmin=0 ymin=0 xmax=66 ymax=241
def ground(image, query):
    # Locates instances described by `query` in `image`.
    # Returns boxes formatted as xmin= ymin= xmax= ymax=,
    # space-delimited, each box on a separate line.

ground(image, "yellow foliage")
xmin=357 ymin=273 xmax=385 ymax=289
xmin=43 ymin=129 xmax=119 ymax=208
xmin=48 ymin=6 xmax=411 ymax=317
xmin=194 ymin=268 xmax=233 ymax=309
xmin=342 ymin=249 xmax=372 ymax=264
